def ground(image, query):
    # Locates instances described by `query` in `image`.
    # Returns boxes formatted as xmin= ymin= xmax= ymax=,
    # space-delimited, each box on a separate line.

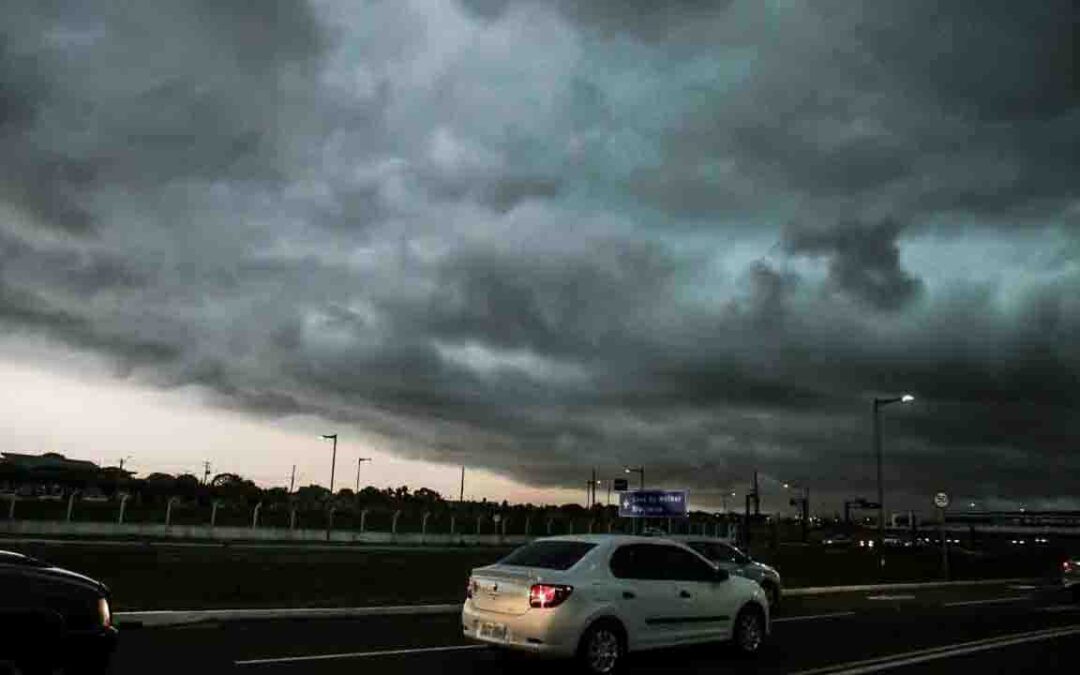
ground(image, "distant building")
xmin=0 ymin=452 xmax=132 ymax=498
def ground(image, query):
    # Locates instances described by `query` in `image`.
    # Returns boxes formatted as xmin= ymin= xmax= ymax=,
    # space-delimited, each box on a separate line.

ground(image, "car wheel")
xmin=577 ymin=620 xmax=625 ymax=675
xmin=732 ymin=606 xmax=766 ymax=656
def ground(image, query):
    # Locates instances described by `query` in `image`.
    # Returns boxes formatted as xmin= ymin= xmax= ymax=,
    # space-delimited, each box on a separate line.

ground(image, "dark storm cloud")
xmin=459 ymin=0 xmax=737 ymax=40
xmin=0 ymin=0 xmax=323 ymax=233
xmin=636 ymin=0 xmax=1080 ymax=222
xmin=1 ymin=0 xmax=1078 ymax=511
xmin=783 ymin=219 xmax=923 ymax=311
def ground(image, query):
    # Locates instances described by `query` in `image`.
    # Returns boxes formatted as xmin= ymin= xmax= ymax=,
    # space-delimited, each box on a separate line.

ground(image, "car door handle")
xmin=622 ymin=591 xmax=636 ymax=599
xmin=679 ymin=590 xmax=692 ymax=599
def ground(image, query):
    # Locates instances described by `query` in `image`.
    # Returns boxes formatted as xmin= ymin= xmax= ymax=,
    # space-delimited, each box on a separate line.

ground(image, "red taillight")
xmin=529 ymin=584 xmax=573 ymax=609
xmin=467 ymin=578 xmax=477 ymax=599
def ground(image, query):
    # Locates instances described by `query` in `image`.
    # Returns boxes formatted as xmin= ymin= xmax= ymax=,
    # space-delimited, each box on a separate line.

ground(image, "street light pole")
xmin=355 ymin=457 xmax=372 ymax=494
xmin=872 ymin=394 xmax=914 ymax=570
xmin=624 ymin=466 xmax=645 ymax=534
xmin=321 ymin=434 xmax=338 ymax=495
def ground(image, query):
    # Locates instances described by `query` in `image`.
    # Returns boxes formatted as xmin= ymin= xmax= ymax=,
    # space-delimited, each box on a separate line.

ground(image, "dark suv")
xmin=0 ymin=550 xmax=117 ymax=674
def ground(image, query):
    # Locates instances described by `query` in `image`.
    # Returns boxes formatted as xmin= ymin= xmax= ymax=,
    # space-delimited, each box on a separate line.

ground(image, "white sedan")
xmin=462 ymin=535 xmax=770 ymax=674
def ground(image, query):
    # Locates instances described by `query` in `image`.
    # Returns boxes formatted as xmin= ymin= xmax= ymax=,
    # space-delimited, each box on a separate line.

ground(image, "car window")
xmin=498 ymin=541 xmax=596 ymax=570
xmin=610 ymin=544 xmax=653 ymax=579
xmin=611 ymin=544 xmax=715 ymax=581
xmin=656 ymin=545 xmax=717 ymax=582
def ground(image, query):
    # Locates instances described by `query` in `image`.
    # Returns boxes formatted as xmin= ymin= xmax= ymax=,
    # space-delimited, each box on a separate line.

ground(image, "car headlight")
xmin=98 ymin=597 xmax=111 ymax=628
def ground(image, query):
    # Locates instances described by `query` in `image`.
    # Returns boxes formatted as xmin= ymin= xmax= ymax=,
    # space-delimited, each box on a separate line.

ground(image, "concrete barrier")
xmin=0 ymin=520 xmax=532 ymax=547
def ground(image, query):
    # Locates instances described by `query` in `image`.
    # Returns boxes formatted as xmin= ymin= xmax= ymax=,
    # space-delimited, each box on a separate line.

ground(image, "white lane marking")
xmin=773 ymin=611 xmax=857 ymax=623
xmin=866 ymin=594 xmax=915 ymax=601
xmin=1041 ymin=605 xmax=1080 ymax=613
xmin=235 ymin=644 xmax=487 ymax=666
xmin=786 ymin=578 xmax=1038 ymax=596
xmin=1009 ymin=584 xmax=1038 ymax=590
xmin=790 ymin=624 xmax=1080 ymax=675
xmin=944 ymin=595 xmax=1030 ymax=607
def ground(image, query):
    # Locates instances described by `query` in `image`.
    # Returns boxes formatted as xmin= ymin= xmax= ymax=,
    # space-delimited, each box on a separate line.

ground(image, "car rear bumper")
xmin=462 ymin=602 xmax=578 ymax=658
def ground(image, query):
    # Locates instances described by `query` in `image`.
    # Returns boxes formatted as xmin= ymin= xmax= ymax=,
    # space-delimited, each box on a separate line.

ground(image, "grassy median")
xmin=2 ymin=540 xmax=513 ymax=610
xmin=0 ymin=539 xmax=1062 ymax=610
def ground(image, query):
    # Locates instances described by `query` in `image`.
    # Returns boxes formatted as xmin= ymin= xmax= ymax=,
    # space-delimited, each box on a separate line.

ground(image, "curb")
xmin=115 ymin=578 xmax=1040 ymax=628
xmin=784 ymin=577 xmax=1040 ymax=596
xmin=115 ymin=603 xmax=463 ymax=627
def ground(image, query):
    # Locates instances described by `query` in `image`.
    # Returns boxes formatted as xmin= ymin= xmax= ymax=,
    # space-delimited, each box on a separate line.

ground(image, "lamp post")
xmin=624 ymin=466 xmax=645 ymax=534
xmin=320 ymin=434 xmax=339 ymax=541
xmin=873 ymin=394 xmax=914 ymax=569
xmin=355 ymin=457 xmax=372 ymax=494
xmin=320 ymin=434 xmax=339 ymax=496
xmin=784 ymin=482 xmax=811 ymax=542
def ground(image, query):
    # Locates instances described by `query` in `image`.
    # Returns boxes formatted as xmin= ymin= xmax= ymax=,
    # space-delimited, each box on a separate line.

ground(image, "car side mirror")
xmin=714 ymin=567 xmax=730 ymax=582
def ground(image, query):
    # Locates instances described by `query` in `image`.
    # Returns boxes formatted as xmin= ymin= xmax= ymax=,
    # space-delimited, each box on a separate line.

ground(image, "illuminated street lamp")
xmin=873 ymin=394 xmax=915 ymax=568
xmin=624 ymin=466 xmax=645 ymax=490
xmin=784 ymin=481 xmax=811 ymax=541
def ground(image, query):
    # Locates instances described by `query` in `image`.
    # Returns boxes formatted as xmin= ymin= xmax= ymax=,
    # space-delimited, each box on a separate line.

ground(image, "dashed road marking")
xmin=774 ymin=611 xmax=857 ymax=623
xmin=944 ymin=596 xmax=1030 ymax=607
xmin=235 ymin=644 xmax=487 ymax=666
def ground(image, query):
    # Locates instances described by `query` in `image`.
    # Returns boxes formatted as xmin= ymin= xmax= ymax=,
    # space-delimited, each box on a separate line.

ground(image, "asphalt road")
xmin=111 ymin=582 xmax=1080 ymax=674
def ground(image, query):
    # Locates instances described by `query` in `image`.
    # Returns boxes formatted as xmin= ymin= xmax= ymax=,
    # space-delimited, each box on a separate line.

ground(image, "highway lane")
xmin=111 ymin=583 xmax=1080 ymax=674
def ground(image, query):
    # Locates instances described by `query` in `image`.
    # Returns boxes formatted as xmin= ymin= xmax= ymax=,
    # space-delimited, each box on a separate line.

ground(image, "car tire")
xmin=577 ymin=619 xmax=625 ymax=675
xmin=732 ymin=605 xmax=767 ymax=656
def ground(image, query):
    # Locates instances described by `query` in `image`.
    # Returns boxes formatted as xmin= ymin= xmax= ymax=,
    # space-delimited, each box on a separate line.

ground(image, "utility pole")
xmin=591 ymin=467 xmax=597 ymax=507
xmin=321 ymin=434 xmax=338 ymax=495
xmin=752 ymin=470 xmax=760 ymax=516
xmin=355 ymin=457 xmax=372 ymax=494
xmin=459 ymin=465 xmax=465 ymax=503
xmin=203 ymin=461 xmax=212 ymax=486
xmin=289 ymin=465 xmax=296 ymax=493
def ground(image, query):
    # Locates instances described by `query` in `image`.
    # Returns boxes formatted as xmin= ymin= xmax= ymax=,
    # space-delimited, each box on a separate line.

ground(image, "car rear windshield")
xmin=498 ymin=541 xmax=597 ymax=570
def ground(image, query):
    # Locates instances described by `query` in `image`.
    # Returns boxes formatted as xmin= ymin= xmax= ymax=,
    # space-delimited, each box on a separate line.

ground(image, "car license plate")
xmin=479 ymin=622 xmax=508 ymax=641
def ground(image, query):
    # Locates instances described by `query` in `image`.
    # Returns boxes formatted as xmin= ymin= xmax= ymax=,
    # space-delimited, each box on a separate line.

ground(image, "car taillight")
xmin=466 ymin=578 xmax=476 ymax=599
xmin=529 ymin=584 xmax=573 ymax=609
xmin=97 ymin=597 xmax=111 ymax=628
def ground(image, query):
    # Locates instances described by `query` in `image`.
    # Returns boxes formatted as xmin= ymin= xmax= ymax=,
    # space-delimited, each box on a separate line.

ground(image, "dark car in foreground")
xmin=0 ymin=550 xmax=117 ymax=674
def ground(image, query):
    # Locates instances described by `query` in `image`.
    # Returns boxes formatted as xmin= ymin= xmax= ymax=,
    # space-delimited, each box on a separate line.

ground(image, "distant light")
xmin=783 ymin=483 xmax=791 ymax=489
xmin=901 ymin=394 xmax=915 ymax=403
xmin=969 ymin=502 xmax=976 ymax=508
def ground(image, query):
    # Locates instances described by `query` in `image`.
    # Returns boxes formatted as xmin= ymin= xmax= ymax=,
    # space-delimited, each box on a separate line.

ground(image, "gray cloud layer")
xmin=1 ymin=0 xmax=1078 ymax=511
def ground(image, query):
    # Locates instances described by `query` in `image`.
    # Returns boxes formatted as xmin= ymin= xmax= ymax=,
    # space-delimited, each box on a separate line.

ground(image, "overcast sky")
xmin=1 ymin=0 xmax=1077 ymax=514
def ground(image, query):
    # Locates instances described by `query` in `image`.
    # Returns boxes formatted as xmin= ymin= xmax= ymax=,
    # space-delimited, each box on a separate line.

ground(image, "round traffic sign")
xmin=933 ymin=492 xmax=950 ymax=509
xmin=493 ymin=514 xmax=502 ymax=523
